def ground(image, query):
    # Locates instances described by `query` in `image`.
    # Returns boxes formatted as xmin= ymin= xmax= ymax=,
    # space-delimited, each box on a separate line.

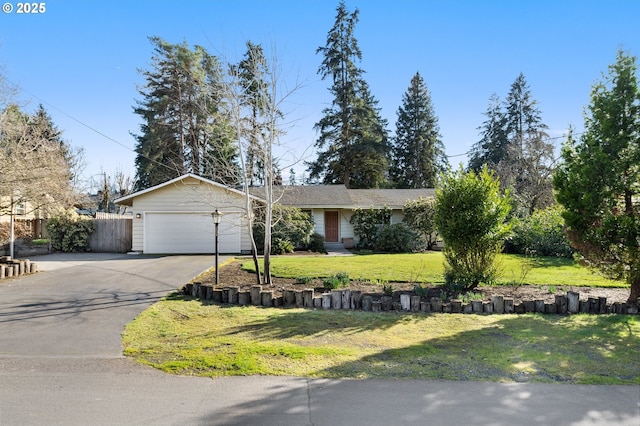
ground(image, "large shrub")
xmin=0 ymin=221 xmax=32 ymax=245
xmin=435 ymin=167 xmax=512 ymax=291
xmin=505 ymin=205 xmax=574 ymax=258
xmin=402 ymin=197 xmax=438 ymax=250
xmin=306 ymin=232 xmax=326 ymax=254
xmin=253 ymin=205 xmax=314 ymax=254
xmin=46 ymin=209 xmax=94 ymax=252
xmin=374 ymin=223 xmax=419 ymax=253
xmin=349 ymin=207 xmax=391 ymax=249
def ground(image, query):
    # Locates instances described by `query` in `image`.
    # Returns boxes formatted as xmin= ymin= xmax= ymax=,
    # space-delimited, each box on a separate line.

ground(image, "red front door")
xmin=324 ymin=211 xmax=339 ymax=242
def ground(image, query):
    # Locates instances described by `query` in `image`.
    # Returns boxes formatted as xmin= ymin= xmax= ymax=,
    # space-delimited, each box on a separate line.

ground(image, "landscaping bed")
xmin=197 ymin=259 xmax=632 ymax=307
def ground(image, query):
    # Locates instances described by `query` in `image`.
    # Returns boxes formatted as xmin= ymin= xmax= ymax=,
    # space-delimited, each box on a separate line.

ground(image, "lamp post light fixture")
xmin=212 ymin=209 xmax=223 ymax=286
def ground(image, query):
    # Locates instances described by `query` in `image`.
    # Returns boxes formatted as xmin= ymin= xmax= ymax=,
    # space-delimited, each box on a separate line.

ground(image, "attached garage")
xmin=144 ymin=212 xmax=241 ymax=254
xmin=115 ymin=174 xmax=259 ymax=254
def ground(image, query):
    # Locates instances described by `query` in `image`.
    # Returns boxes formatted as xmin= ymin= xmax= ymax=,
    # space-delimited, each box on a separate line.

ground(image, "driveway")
xmin=0 ymin=253 xmax=218 ymax=357
xmin=0 ymin=253 xmax=638 ymax=425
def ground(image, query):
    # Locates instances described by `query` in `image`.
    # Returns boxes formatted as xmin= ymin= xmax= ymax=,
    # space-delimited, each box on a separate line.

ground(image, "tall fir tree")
xmin=307 ymin=1 xmax=389 ymax=188
xmin=499 ymin=73 xmax=554 ymax=215
xmin=133 ymin=37 xmax=238 ymax=190
xmin=468 ymin=74 xmax=554 ymax=215
xmin=390 ymin=72 xmax=448 ymax=188
xmin=235 ymin=41 xmax=268 ymax=186
xmin=467 ymin=94 xmax=507 ymax=172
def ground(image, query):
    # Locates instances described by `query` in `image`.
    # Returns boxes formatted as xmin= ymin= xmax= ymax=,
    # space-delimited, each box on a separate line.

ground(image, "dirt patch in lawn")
xmin=199 ymin=259 xmax=632 ymax=305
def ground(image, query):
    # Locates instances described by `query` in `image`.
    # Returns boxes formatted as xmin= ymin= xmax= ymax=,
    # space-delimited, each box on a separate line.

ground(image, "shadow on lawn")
xmin=175 ymin=293 xmax=639 ymax=384
xmin=188 ymin=313 xmax=640 ymax=426
xmin=318 ymin=314 xmax=639 ymax=384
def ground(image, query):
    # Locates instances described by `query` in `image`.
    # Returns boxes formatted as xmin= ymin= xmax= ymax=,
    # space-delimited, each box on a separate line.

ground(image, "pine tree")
xmin=133 ymin=37 xmax=238 ymax=190
xmin=307 ymin=1 xmax=389 ymax=188
xmin=390 ymin=72 xmax=447 ymax=188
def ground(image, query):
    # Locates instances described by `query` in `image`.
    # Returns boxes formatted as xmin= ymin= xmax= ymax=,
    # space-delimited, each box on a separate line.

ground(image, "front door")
xmin=324 ymin=211 xmax=339 ymax=242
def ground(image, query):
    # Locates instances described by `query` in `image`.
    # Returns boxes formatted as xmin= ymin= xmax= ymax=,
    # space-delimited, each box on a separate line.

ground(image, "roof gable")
xmin=115 ymin=174 xmax=262 ymax=206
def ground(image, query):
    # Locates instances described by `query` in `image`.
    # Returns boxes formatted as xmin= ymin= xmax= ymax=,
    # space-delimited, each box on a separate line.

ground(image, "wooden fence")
xmin=88 ymin=213 xmax=132 ymax=253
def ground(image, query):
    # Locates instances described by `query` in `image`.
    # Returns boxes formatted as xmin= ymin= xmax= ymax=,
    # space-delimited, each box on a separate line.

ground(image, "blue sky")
xmin=1 ymin=0 xmax=639 ymax=188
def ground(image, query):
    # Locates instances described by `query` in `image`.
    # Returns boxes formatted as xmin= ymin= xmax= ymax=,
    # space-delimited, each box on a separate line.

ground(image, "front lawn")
xmin=242 ymin=252 xmax=627 ymax=288
xmin=123 ymin=298 xmax=640 ymax=384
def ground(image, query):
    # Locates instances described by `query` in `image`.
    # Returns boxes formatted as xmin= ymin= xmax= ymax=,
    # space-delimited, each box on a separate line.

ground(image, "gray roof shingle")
xmin=251 ymin=185 xmax=435 ymax=209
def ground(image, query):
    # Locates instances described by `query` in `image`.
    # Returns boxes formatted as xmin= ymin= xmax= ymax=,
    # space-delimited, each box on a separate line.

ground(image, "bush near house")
xmin=402 ymin=197 xmax=438 ymax=250
xmin=374 ymin=223 xmax=419 ymax=253
xmin=0 ymin=221 xmax=32 ymax=244
xmin=46 ymin=209 xmax=93 ymax=252
xmin=505 ymin=205 xmax=574 ymax=258
xmin=349 ymin=206 xmax=391 ymax=250
xmin=253 ymin=205 xmax=314 ymax=254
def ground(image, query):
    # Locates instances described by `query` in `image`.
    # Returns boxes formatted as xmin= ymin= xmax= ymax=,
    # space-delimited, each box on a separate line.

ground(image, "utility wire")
xmin=6 ymin=79 xmax=182 ymax=176
xmin=445 ymin=131 xmax=583 ymax=159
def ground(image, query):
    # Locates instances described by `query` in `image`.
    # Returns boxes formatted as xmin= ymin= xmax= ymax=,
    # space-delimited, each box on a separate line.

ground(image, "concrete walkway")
xmin=325 ymin=243 xmax=353 ymax=256
xmin=0 ymin=253 xmax=638 ymax=425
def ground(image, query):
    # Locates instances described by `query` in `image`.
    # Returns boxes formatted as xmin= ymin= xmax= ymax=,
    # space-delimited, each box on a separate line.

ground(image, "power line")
xmin=445 ymin=131 xmax=583 ymax=159
xmin=7 ymin=79 xmax=182 ymax=176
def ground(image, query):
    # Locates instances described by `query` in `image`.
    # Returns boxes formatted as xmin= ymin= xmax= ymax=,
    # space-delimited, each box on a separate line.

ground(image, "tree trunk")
xmin=627 ymin=275 xmax=640 ymax=305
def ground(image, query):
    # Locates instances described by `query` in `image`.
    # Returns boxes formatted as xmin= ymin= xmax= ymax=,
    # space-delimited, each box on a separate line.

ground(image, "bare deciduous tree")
xmin=0 ymin=103 xmax=81 ymax=256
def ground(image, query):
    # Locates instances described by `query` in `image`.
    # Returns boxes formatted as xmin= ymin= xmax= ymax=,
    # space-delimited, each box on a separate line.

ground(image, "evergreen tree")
xmin=28 ymin=104 xmax=84 ymax=188
xmin=347 ymin=79 xmax=389 ymax=189
xmin=499 ymin=73 xmax=554 ymax=215
xmin=236 ymin=41 xmax=266 ymax=186
xmin=133 ymin=37 xmax=238 ymax=190
xmin=468 ymin=94 xmax=507 ymax=172
xmin=390 ymin=72 xmax=448 ymax=188
xmin=307 ymin=1 xmax=389 ymax=188
xmin=469 ymin=74 xmax=554 ymax=215
xmin=554 ymin=50 xmax=640 ymax=304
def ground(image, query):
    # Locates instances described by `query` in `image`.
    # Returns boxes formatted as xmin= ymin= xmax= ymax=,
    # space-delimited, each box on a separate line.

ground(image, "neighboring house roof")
xmin=114 ymin=174 xmax=263 ymax=206
xmin=251 ymin=185 xmax=435 ymax=209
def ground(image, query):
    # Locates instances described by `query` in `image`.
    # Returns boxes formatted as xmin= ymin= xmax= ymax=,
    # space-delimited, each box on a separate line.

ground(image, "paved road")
xmin=0 ymin=253 xmax=638 ymax=425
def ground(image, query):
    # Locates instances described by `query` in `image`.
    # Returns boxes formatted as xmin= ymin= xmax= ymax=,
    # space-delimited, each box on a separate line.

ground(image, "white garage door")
xmin=144 ymin=212 xmax=241 ymax=254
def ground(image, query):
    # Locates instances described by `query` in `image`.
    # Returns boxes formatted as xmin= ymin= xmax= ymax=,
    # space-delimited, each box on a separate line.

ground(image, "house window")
xmin=16 ymin=203 xmax=26 ymax=215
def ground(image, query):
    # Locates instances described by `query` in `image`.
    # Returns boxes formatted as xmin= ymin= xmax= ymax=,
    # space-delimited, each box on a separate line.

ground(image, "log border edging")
xmin=181 ymin=283 xmax=639 ymax=316
xmin=0 ymin=258 xmax=38 ymax=279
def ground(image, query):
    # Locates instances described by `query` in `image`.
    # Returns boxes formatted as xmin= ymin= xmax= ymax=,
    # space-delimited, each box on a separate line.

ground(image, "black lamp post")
xmin=212 ymin=209 xmax=222 ymax=286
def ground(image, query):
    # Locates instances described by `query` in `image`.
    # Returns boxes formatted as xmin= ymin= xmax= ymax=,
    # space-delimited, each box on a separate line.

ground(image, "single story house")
xmin=252 ymin=185 xmax=435 ymax=248
xmin=115 ymin=174 xmax=435 ymax=254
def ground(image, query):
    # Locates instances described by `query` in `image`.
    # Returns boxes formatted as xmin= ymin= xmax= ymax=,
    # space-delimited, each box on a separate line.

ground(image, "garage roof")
xmin=114 ymin=174 xmax=264 ymax=206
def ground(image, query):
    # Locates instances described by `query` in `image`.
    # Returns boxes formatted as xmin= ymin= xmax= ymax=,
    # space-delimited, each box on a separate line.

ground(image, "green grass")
xmin=123 ymin=297 xmax=640 ymax=384
xmin=242 ymin=252 xmax=627 ymax=288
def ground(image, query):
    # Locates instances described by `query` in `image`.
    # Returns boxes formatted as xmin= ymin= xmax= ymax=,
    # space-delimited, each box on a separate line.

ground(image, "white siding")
xmin=144 ymin=212 xmax=241 ymax=254
xmin=130 ymin=178 xmax=251 ymax=253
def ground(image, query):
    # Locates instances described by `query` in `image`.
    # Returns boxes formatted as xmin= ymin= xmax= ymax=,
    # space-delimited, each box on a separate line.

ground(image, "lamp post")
xmin=212 ymin=209 xmax=222 ymax=286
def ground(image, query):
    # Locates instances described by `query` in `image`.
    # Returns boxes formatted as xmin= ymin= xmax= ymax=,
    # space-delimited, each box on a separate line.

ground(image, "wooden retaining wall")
xmin=182 ymin=284 xmax=639 ymax=316
xmin=0 ymin=258 xmax=38 ymax=279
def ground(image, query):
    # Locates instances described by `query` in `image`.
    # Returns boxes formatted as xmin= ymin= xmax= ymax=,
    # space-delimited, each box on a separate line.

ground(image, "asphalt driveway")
xmin=0 ymin=253 xmax=218 ymax=357
xmin=0 ymin=253 xmax=638 ymax=425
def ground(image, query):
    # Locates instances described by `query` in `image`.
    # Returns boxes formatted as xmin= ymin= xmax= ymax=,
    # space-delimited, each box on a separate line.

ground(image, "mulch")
xmin=198 ymin=258 xmax=632 ymax=305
